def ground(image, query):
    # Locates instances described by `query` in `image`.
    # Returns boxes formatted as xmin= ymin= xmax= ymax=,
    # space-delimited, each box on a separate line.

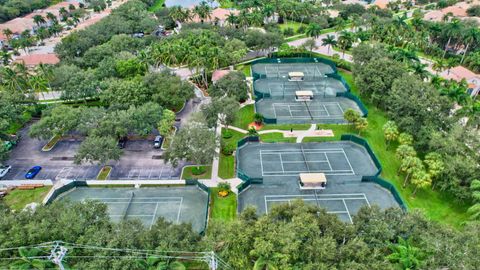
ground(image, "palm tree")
xmin=409 ymin=62 xmax=429 ymax=80
xmin=400 ymin=156 xmax=423 ymax=188
xmin=193 ymin=1 xmax=212 ymax=24
xmin=2 ymin=28 xmax=13 ymax=42
xmin=442 ymin=19 xmax=462 ymax=58
xmin=0 ymin=48 xmax=12 ymax=65
xmin=305 ymin=23 xmax=322 ymax=39
xmin=169 ymin=6 xmax=187 ymax=22
xmin=424 ymin=152 xmax=444 ymax=190
xmin=432 ymin=59 xmax=447 ymax=74
xmin=337 ymin=31 xmax=354 ymax=58
xmin=253 ymin=256 xmax=279 ymax=270
xmin=321 ymin=35 xmax=337 ymax=55
xmin=411 ymin=170 xmax=431 ymax=196
xmin=460 ymin=27 xmax=480 ymax=64
xmin=59 ymin=7 xmax=69 ymax=21
xmin=226 ymin=13 xmax=238 ymax=27
xmin=46 ymin=12 xmax=57 ymax=23
xmin=387 ymin=237 xmax=424 ymax=269
xmin=32 ymin=15 xmax=46 ymax=27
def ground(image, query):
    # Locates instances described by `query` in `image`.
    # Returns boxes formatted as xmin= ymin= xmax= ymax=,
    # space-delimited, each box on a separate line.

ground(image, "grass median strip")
xmin=210 ymin=187 xmax=237 ymax=221
xmin=4 ymin=187 xmax=51 ymax=212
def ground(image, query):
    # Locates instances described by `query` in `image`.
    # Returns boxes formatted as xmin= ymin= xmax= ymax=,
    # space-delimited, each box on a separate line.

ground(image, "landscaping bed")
xmin=96 ymin=166 xmax=112 ymax=180
xmin=181 ymin=166 xmax=212 ymax=180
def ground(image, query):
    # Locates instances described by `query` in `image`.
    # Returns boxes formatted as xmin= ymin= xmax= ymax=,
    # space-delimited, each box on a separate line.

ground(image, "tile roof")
xmin=190 ymin=8 xmax=240 ymax=23
xmin=14 ymin=53 xmax=60 ymax=66
xmin=212 ymin=69 xmax=232 ymax=82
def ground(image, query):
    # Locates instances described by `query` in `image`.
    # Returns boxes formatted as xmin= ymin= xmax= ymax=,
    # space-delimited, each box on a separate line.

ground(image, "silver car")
xmin=0 ymin=165 xmax=11 ymax=179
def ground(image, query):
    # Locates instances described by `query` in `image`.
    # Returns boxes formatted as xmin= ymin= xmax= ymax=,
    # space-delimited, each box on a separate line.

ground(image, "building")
xmin=439 ymin=66 xmax=480 ymax=97
xmin=0 ymin=1 xmax=80 ymax=42
xmin=423 ymin=0 xmax=480 ymax=22
xmin=14 ymin=54 xmax=60 ymax=67
xmin=190 ymin=8 xmax=240 ymax=26
xmin=212 ymin=69 xmax=233 ymax=84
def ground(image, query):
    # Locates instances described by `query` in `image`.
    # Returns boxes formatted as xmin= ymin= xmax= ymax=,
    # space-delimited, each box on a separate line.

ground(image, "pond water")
xmin=164 ymin=0 xmax=219 ymax=8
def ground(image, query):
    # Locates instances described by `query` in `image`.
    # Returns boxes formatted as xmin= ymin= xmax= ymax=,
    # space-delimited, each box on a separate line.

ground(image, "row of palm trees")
xmin=0 ymin=62 xmax=53 ymax=99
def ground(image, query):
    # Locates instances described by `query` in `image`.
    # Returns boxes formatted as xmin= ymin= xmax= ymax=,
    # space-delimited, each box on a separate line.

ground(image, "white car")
xmin=0 ymin=165 xmax=11 ymax=179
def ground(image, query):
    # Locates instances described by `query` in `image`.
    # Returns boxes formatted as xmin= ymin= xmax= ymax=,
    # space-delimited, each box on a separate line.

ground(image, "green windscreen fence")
xmin=341 ymin=134 xmax=407 ymax=211
xmin=362 ymin=176 xmax=408 ymax=211
xmin=251 ymin=57 xmax=338 ymax=80
xmin=45 ymin=180 xmax=88 ymax=204
xmin=341 ymin=134 xmax=382 ymax=176
xmin=336 ymin=92 xmax=368 ymax=117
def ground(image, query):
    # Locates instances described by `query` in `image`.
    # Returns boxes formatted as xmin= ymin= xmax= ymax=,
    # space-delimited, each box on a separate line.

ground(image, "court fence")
xmin=336 ymin=92 xmax=368 ymax=117
xmin=362 ymin=176 xmax=408 ymax=211
xmin=340 ymin=134 xmax=382 ymax=176
xmin=341 ymin=134 xmax=407 ymax=211
xmin=251 ymin=57 xmax=338 ymax=80
xmin=237 ymin=136 xmax=260 ymax=148
xmin=185 ymin=179 xmax=211 ymax=235
xmin=44 ymin=180 xmax=88 ymax=204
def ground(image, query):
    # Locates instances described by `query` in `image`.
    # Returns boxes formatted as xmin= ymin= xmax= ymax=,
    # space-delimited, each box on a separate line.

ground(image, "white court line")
xmin=176 ymin=197 xmax=183 ymax=223
xmin=323 ymin=153 xmax=333 ymax=171
xmin=278 ymin=153 xmax=285 ymax=173
xmin=260 ymin=149 xmax=346 ymax=154
xmin=342 ymin=199 xmax=353 ymax=224
xmin=336 ymin=103 xmax=345 ymax=114
xmin=363 ymin=194 xmax=371 ymax=208
xmin=111 ymin=214 xmax=153 ymax=217
xmin=150 ymin=202 xmax=159 ymax=229
xmin=323 ymin=104 xmax=330 ymax=117
xmin=341 ymin=149 xmax=355 ymax=174
xmin=265 ymin=193 xmax=367 ymax=198
xmin=88 ymin=196 xmax=183 ymax=200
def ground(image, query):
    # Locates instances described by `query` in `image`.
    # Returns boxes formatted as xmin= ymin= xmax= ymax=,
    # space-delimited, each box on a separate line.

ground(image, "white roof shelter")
xmin=288 ymin=72 xmax=305 ymax=81
xmin=299 ymin=173 xmax=327 ymax=190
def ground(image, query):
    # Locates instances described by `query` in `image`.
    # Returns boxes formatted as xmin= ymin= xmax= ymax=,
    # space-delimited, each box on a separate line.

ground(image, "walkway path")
xmin=225 ymin=124 xmax=334 ymax=140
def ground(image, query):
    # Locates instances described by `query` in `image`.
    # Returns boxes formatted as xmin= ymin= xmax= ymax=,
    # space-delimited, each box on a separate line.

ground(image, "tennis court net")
xmin=122 ymin=191 xmax=135 ymax=220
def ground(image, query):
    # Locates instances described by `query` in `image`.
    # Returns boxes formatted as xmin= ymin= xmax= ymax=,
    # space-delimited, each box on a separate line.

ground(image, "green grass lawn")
xmin=236 ymin=64 xmax=252 ymax=77
xmin=262 ymin=124 xmax=311 ymax=131
xmin=210 ymin=187 xmax=237 ymax=221
xmin=338 ymin=69 xmax=469 ymax=228
xmin=6 ymin=111 xmax=32 ymax=135
xmin=259 ymin=132 xmax=296 ymax=143
xmin=96 ymin=166 xmax=112 ymax=180
xmin=219 ymin=129 xmax=245 ymax=179
xmin=148 ymin=0 xmax=165 ymax=12
xmin=4 ymin=187 xmax=51 ymax=212
xmin=233 ymin=105 xmax=255 ymax=130
xmin=181 ymin=166 xmax=212 ymax=180
xmin=279 ymin=21 xmax=306 ymax=34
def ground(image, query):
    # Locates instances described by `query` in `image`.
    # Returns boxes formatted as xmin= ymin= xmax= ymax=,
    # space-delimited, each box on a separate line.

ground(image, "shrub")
xmin=192 ymin=166 xmax=206 ymax=175
xmin=222 ymin=130 xmax=233 ymax=139
xmin=222 ymin=144 xmax=235 ymax=155
xmin=218 ymin=181 xmax=231 ymax=192
xmin=283 ymin=27 xmax=295 ymax=37
xmin=297 ymin=25 xmax=306 ymax=34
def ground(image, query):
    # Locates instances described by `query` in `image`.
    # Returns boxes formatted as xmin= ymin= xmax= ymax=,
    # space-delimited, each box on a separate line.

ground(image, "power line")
xmin=0 ymin=241 xmax=232 ymax=270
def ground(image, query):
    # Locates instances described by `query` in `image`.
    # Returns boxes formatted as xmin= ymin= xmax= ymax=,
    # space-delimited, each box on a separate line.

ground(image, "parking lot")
xmin=2 ymin=125 xmax=184 ymax=181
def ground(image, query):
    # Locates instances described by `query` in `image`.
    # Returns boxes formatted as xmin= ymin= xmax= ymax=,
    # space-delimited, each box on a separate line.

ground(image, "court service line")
xmin=342 ymin=199 xmax=353 ymax=224
xmin=176 ymin=197 xmax=183 ymax=223
xmin=150 ymin=202 xmax=159 ymax=229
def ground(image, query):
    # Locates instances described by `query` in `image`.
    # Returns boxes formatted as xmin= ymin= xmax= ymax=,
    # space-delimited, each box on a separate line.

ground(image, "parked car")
xmin=154 ymin=135 xmax=163 ymax=149
xmin=117 ymin=137 xmax=128 ymax=149
xmin=0 ymin=165 xmax=11 ymax=179
xmin=25 ymin=166 xmax=42 ymax=179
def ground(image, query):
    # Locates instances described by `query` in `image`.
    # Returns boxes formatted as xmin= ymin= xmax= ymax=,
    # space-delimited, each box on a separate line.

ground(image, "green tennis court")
xmin=254 ymin=77 xmax=348 ymax=98
xmin=255 ymin=97 xmax=363 ymax=124
xmin=58 ymin=186 xmax=209 ymax=232
xmin=252 ymin=62 xmax=335 ymax=78
xmin=237 ymin=141 xmax=400 ymax=222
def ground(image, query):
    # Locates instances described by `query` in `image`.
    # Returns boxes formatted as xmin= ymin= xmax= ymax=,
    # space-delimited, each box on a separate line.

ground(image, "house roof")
xmin=14 ymin=54 xmax=60 ymax=66
xmin=190 ymin=8 xmax=240 ymax=23
xmin=212 ymin=69 xmax=232 ymax=82
xmin=373 ymin=0 xmax=390 ymax=9
xmin=439 ymin=66 xmax=480 ymax=82
xmin=441 ymin=5 xmax=468 ymax=17
xmin=424 ymin=10 xmax=444 ymax=22
xmin=0 ymin=1 xmax=80 ymax=35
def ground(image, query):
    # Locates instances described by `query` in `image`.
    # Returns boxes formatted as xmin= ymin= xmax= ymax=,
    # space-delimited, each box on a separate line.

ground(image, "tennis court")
xmin=255 ymin=97 xmax=362 ymax=124
xmin=238 ymin=180 xmax=399 ymax=223
xmin=237 ymin=141 xmax=378 ymax=181
xmin=58 ymin=186 xmax=209 ymax=232
xmin=254 ymin=77 xmax=348 ymax=98
xmin=252 ymin=62 xmax=335 ymax=78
